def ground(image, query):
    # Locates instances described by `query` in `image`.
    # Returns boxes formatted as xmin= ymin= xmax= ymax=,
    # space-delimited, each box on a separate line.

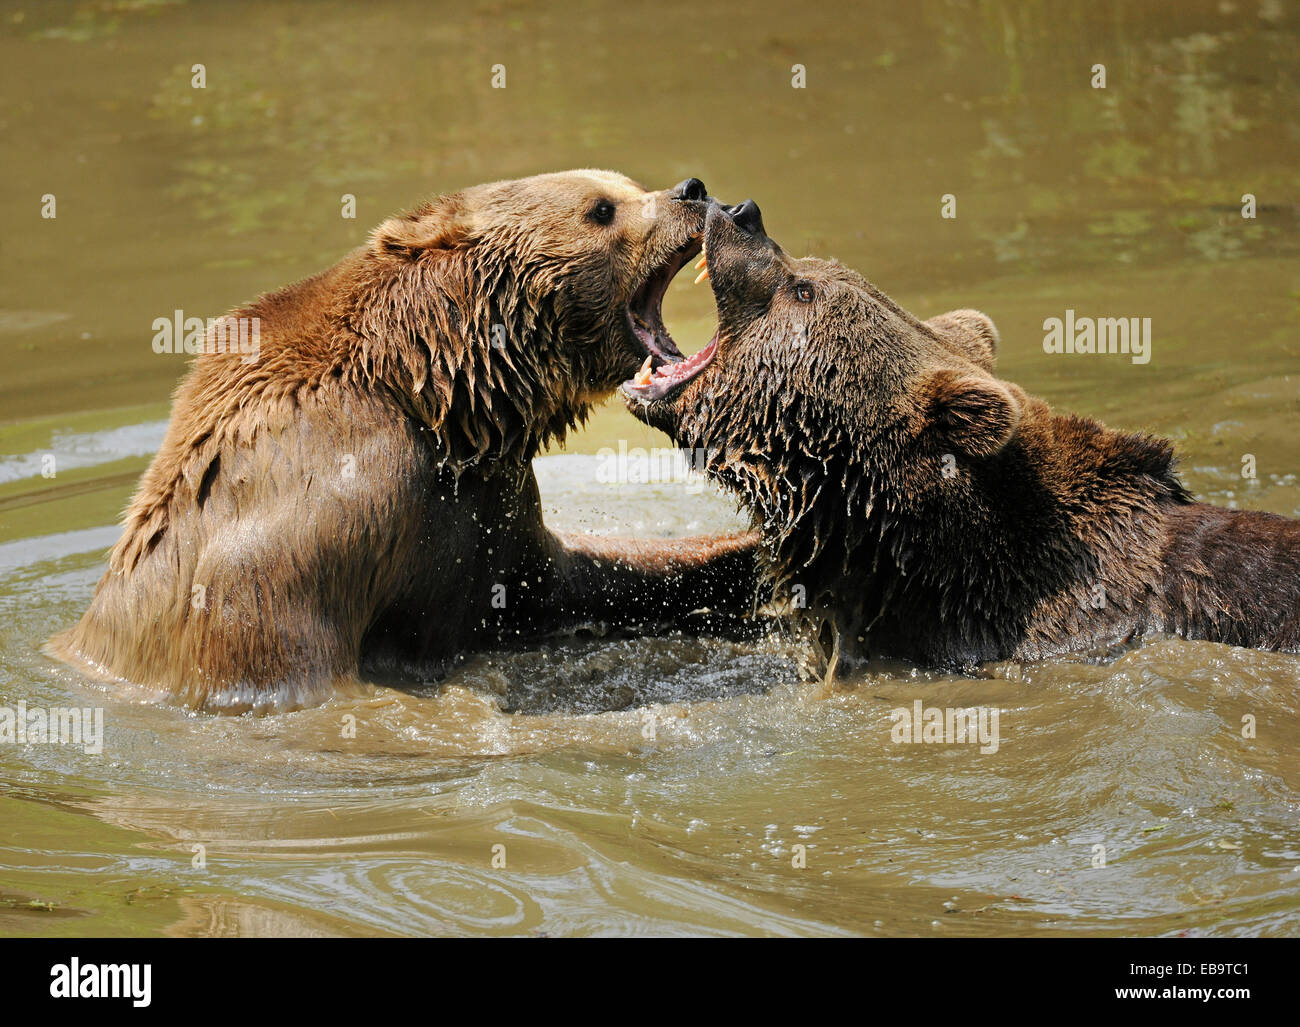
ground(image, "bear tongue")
xmin=626 ymin=337 xmax=717 ymax=392
xmin=650 ymin=337 xmax=716 ymax=382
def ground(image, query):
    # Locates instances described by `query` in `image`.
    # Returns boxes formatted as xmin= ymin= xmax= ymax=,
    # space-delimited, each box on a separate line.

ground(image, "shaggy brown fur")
xmin=625 ymin=200 xmax=1300 ymax=670
xmin=49 ymin=171 xmax=761 ymax=712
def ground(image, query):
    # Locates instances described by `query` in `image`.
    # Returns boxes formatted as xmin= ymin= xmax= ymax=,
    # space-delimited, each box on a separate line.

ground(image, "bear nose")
xmin=728 ymin=199 xmax=765 ymax=236
xmin=673 ymin=178 xmax=707 ymax=202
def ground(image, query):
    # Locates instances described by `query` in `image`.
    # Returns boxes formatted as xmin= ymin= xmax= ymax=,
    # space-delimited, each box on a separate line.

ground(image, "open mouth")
xmin=623 ymin=240 xmax=719 ymax=402
xmin=625 ymin=237 xmax=702 ymax=368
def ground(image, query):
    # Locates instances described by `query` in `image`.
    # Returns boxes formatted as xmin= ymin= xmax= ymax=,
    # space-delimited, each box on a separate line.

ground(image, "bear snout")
xmin=727 ymin=199 xmax=765 ymax=236
xmin=672 ymin=178 xmax=708 ymax=202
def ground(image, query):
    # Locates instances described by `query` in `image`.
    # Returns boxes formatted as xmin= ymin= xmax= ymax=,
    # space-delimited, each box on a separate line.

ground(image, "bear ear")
xmin=918 ymin=368 xmax=1022 ymax=458
xmin=924 ymin=309 xmax=999 ymax=372
xmin=370 ymin=197 xmax=476 ymax=260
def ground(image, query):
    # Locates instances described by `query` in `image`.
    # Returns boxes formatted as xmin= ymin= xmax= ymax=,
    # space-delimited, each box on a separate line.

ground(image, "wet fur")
xmin=631 ymin=209 xmax=1300 ymax=669
xmin=49 ymin=171 xmax=760 ymax=712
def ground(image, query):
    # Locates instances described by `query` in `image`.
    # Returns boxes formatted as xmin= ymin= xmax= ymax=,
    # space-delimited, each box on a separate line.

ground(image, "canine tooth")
xmin=632 ymin=355 xmax=654 ymax=387
xmin=694 ymin=268 xmax=710 ymax=285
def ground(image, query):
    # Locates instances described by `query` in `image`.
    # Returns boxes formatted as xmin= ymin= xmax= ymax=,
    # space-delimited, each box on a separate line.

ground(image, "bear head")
xmin=365 ymin=170 xmax=714 ymax=465
xmin=622 ymin=198 xmax=1026 ymax=606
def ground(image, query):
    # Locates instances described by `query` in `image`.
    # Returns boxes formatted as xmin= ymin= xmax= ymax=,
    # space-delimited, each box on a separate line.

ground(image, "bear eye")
xmin=794 ymin=281 xmax=815 ymax=303
xmin=588 ymin=199 xmax=616 ymax=226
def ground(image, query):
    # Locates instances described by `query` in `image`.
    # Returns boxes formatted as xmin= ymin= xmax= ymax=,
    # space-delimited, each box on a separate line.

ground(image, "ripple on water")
xmin=1 ymin=453 xmax=1298 ymax=935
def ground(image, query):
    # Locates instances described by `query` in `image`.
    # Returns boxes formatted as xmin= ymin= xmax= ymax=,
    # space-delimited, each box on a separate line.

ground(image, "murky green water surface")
xmin=1 ymin=0 xmax=1298 ymax=936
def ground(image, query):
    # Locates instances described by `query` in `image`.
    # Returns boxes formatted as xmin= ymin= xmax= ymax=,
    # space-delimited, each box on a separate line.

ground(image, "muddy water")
xmin=2 ymin=0 xmax=1299 ymax=936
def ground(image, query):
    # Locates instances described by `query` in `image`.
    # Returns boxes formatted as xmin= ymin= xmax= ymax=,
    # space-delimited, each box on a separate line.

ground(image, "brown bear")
xmin=48 ymin=171 xmax=761 ymax=712
xmin=624 ymin=199 xmax=1300 ymax=672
